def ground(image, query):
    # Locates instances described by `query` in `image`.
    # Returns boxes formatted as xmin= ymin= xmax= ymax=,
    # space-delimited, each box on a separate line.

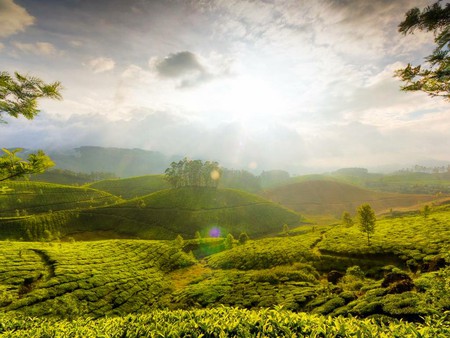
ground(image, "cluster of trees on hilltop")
xmin=164 ymin=158 xmax=221 ymax=188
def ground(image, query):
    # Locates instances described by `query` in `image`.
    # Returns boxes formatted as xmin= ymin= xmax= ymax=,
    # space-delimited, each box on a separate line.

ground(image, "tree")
xmin=357 ymin=204 xmax=376 ymax=246
xmin=0 ymin=148 xmax=54 ymax=182
xmin=225 ymin=233 xmax=234 ymax=249
xmin=422 ymin=204 xmax=431 ymax=218
xmin=396 ymin=2 xmax=450 ymax=99
xmin=238 ymin=232 xmax=249 ymax=245
xmin=1 ymin=71 xmax=62 ymax=122
xmin=342 ymin=211 xmax=354 ymax=227
xmin=1 ymin=71 xmax=62 ymax=181
xmin=164 ymin=158 xmax=221 ymax=188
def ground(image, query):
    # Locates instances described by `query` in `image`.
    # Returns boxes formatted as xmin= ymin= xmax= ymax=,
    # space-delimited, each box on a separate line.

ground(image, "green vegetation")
xmin=1 ymin=307 xmax=448 ymax=337
xmin=87 ymin=174 xmax=169 ymax=199
xmin=164 ymin=158 xmax=221 ymax=188
xmin=1 ymin=71 xmax=62 ymax=181
xmin=0 ymin=240 xmax=195 ymax=318
xmin=69 ymin=187 xmax=301 ymax=239
xmin=358 ymin=204 xmax=376 ymax=246
xmin=396 ymin=1 xmax=450 ymax=100
xmin=0 ymin=181 xmax=122 ymax=217
xmin=30 ymin=169 xmax=117 ymax=185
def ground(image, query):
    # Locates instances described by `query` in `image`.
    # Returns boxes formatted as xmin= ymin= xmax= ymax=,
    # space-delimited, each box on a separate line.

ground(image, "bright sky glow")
xmin=0 ymin=0 xmax=449 ymax=173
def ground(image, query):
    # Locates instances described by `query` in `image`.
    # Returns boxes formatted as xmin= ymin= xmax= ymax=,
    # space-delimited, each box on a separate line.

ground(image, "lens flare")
xmin=210 ymin=169 xmax=220 ymax=181
xmin=209 ymin=227 xmax=221 ymax=238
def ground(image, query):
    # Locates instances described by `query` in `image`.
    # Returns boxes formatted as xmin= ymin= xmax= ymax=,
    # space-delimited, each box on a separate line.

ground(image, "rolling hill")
xmin=262 ymin=180 xmax=439 ymax=217
xmin=87 ymin=175 xmax=170 ymax=199
xmin=70 ymin=187 xmax=302 ymax=240
xmin=0 ymin=181 xmax=123 ymax=218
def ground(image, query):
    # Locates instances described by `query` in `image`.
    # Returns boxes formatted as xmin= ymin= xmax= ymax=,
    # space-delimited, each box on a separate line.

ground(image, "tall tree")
xmin=0 ymin=71 xmax=62 ymax=181
xmin=396 ymin=1 xmax=450 ymax=99
xmin=357 ymin=204 xmax=376 ymax=246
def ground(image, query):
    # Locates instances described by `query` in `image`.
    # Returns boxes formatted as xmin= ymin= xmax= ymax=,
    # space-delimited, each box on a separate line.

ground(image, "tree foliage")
xmin=164 ymin=158 xmax=221 ymax=188
xmin=342 ymin=211 xmax=354 ymax=227
xmin=396 ymin=1 xmax=450 ymax=99
xmin=1 ymin=71 xmax=61 ymax=181
xmin=357 ymin=204 xmax=376 ymax=246
xmin=0 ymin=71 xmax=62 ymax=122
xmin=0 ymin=148 xmax=55 ymax=182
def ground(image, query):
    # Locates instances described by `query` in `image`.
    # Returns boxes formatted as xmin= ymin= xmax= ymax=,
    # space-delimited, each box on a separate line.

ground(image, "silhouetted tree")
xmin=396 ymin=2 xmax=450 ymax=99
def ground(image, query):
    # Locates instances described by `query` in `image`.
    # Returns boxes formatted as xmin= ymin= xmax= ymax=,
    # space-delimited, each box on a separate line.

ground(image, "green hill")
xmin=87 ymin=175 xmax=170 ymax=199
xmin=263 ymin=180 xmax=437 ymax=217
xmin=70 ymin=187 xmax=302 ymax=240
xmin=0 ymin=181 xmax=123 ymax=217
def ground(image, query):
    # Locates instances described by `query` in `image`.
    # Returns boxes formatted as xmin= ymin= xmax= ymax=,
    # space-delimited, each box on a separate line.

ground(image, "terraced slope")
xmin=87 ymin=175 xmax=170 ymax=199
xmin=0 ymin=181 xmax=123 ymax=217
xmin=263 ymin=180 xmax=437 ymax=216
xmin=73 ymin=187 xmax=302 ymax=239
xmin=0 ymin=240 xmax=195 ymax=318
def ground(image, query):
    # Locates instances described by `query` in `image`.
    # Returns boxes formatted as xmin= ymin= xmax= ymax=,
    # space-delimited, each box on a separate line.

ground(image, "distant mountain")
xmin=46 ymin=146 xmax=177 ymax=177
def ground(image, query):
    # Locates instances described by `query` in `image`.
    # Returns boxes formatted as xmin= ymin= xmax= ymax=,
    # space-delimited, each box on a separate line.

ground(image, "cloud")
xmin=12 ymin=41 xmax=59 ymax=56
xmin=87 ymin=57 xmax=115 ymax=73
xmin=155 ymin=51 xmax=204 ymax=77
xmin=150 ymin=51 xmax=233 ymax=88
xmin=0 ymin=42 xmax=4 ymax=51
xmin=0 ymin=0 xmax=34 ymax=38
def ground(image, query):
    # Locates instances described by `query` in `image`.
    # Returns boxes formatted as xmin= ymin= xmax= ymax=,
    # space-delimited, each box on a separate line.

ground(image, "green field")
xmin=0 ymin=174 xmax=449 ymax=336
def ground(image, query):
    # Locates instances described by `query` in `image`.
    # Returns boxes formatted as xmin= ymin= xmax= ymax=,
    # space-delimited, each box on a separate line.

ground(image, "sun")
xmin=220 ymin=75 xmax=286 ymax=124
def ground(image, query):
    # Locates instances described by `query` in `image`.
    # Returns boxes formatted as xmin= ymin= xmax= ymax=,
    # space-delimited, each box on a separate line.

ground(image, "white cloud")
xmin=0 ymin=0 xmax=34 ymax=38
xmin=87 ymin=57 xmax=115 ymax=73
xmin=12 ymin=41 xmax=59 ymax=56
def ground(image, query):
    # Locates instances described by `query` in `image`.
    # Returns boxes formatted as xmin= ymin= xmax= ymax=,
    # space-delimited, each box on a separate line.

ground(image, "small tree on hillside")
xmin=422 ymin=204 xmax=431 ymax=219
xmin=225 ymin=233 xmax=234 ymax=249
xmin=357 ymin=204 xmax=376 ymax=246
xmin=342 ymin=211 xmax=354 ymax=227
xmin=238 ymin=232 xmax=249 ymax=245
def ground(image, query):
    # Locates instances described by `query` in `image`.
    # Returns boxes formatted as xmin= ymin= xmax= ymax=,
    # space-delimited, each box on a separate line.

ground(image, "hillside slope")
xmin=0 ymin=181 xmax=122 ymax=217
xmin=87 ymin=175 xmax=170 ymax=199
xmin=71 ymin=187 xmax=302 ymax=239
xmin=263 ymin=180 xmax=437 ymax=216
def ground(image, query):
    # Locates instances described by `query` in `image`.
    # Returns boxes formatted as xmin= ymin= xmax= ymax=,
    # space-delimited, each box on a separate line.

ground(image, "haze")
xmin=1 ymin=0 xmax=449 ymax=173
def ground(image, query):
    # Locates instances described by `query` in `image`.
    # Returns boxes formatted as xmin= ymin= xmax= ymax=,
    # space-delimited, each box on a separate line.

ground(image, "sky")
xmin=1 ymin=0 xmax=449 ymax=174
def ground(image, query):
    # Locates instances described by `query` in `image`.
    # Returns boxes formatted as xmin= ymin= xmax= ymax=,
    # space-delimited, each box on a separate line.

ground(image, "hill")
xmin=0 ymin=181 xmax=122 ymax=218
xmin=45 ymin=146 xmax=176 ymax=177
xmin=69 ymin=187 xmax=302 ymax=239
xmin=87 ymin=175 xmax=170 ymax=199
xmin=262 ymin=180 xmax=438 ymax=217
